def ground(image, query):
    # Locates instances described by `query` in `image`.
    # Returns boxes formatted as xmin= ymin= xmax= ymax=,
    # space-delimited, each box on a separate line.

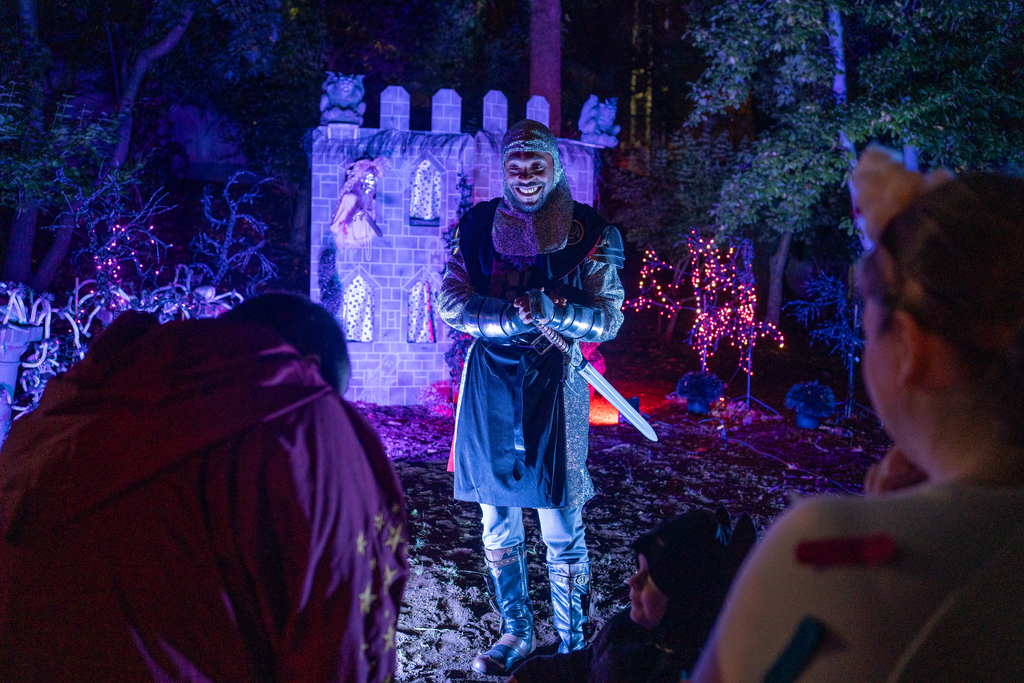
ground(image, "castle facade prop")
xmin=309 ymin=86 xmax=599 ymax=405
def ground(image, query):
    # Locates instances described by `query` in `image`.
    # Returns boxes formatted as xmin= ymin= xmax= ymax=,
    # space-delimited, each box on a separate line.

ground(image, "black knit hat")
xmin=629 ymin=505 xmax=756 ymax=602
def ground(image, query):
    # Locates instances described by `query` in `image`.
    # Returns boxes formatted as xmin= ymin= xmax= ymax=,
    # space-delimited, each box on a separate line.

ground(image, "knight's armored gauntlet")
xmin=546 ymin=303 xmax=607 ymax=341
xmin=462 ymin=294 xmax=532 ymax=340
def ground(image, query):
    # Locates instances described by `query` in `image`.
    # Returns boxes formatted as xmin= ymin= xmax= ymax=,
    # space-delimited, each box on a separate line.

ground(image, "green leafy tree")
xmin=688 ymin=0 xmax=1024 ymax=325
xmin=844 ymin=0 xmax=1024 ymax=172
xmin=0 ymin=0 xmax=296 ymax=291
xmin=689 ymin=0 xmax=852 ymax=325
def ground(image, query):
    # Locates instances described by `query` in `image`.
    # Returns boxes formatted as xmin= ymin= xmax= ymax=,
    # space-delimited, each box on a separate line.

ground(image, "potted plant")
xmin=785 ymin=381 xmax=836 ymax=429
xmin=675 ymin=371 xmax=725 ymax=415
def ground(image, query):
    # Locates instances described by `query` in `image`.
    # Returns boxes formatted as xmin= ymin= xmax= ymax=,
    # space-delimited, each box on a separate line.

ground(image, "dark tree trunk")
xmin=663 ymin=309 xmax=678 ymax=340
xmin=29 ymin=212 xmax=75 ymax=292
xmin=5 ymin=0 xmax=42 ymax=286
xmin=289 ymin=176 xmax=311 ymax=255
xmin=109 ymin=9 xmax=194 ymax=169
xmin=18 ymin=0 xmax=36 ymax=32
xmin=530 ymin=0 xmax=561 ymax=136
xmin=3 ymin=205 xmax=39 ymax=283
xmin=766 ymin=231 xmax=793 ymax=326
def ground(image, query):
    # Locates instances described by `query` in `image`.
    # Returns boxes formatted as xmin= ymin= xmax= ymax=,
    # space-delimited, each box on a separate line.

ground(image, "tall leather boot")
xmin=548 ymin=560 xmax=593 ymax=654
xmin=472 ymin=543 xmax=535 ymax=676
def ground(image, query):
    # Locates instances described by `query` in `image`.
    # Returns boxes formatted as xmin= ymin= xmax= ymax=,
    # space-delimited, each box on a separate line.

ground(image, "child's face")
xmin=628 ymin=553 xmax=669 ymax=629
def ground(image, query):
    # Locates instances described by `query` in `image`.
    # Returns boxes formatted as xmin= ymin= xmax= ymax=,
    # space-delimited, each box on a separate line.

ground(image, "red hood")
xmin=0 ymin=312 xmax=331 ymax=541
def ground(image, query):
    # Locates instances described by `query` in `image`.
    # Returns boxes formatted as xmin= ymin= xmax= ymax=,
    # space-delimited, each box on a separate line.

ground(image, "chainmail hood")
xmin=493 ymin=119 xmax=574 ymax=257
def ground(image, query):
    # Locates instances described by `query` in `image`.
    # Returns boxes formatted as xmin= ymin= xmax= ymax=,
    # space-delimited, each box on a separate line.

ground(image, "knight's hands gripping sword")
xmin=515 ymin=288 xmax=658 ymax=442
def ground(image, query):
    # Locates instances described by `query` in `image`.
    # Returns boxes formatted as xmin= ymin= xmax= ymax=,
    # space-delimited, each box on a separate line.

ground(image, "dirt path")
xmin=358 ymin=397 xmax=888 ymax=682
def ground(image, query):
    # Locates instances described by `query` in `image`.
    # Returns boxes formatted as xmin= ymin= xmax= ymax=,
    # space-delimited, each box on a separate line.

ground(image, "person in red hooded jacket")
xmin=0 ymin=293 xmax=407 ymax=683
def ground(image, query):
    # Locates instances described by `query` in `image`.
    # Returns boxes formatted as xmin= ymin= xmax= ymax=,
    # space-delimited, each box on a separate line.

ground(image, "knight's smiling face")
xmin=504 ymin=150 xmax=555 ymax=211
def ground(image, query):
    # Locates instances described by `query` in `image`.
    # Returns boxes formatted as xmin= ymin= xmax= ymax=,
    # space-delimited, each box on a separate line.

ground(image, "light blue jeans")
xmin=480 ymin=504 xmax=588 ymax=564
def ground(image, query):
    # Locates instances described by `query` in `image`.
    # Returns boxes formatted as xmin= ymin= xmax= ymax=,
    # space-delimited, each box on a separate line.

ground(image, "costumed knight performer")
xmin=438 ymin=119 xmax=625 ymax=676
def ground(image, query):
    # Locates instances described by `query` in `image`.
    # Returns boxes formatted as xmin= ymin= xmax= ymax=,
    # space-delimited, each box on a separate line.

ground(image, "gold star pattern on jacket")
xmin=359 ymin=582 xmax=376 ymax=615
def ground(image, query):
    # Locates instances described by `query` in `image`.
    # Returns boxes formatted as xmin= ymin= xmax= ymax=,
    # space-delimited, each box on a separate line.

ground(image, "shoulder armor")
xmin=588 ymin=225 xmax=624 ymax=268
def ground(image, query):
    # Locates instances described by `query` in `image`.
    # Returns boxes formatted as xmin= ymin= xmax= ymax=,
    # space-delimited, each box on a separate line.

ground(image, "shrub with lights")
xmin=0 ymin=172 xmax=275 ymax=445
xmin=675 ymin=370 xmax=725 ymax=415
xmin=625 ymin=231 xmax=784 ymax=409
xmin=785 ymin=380 xmax=836 ymax=429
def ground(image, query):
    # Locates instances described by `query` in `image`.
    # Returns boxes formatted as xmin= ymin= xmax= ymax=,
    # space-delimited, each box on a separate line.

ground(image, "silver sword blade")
xmin=576 ymin=360 xmax=658 ymax=442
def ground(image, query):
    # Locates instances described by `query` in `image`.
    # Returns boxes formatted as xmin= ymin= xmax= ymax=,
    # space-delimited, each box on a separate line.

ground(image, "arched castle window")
xmin=407 ymin=279 xmax=435 ymax=343
xmin=342 ymin=274 xmax=374 ymax=342
xmin=409 ymin=159 xmax=441 ymax=225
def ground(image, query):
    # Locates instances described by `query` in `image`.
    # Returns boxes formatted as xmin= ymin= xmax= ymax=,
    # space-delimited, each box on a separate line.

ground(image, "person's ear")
xmin=893 ymin=310 xmax=959 ymax=391
xmin=304 ymin=352 xmax=322 ymax=370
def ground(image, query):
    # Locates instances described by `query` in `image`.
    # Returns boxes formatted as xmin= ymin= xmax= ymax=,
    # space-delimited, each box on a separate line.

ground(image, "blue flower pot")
xmin=795 ymin=413 xmax=821 ymax=429
xmin=687 ymin=401 xmax=710 ymax=415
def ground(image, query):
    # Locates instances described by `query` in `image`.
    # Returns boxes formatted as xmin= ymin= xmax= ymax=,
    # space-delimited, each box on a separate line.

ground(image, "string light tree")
xmin=61 ymin=170 xmax=170 ymax=316
xmin=624 ymin=231 xmax=783 ymax=412
xmin=623 ymin=244 xmax=717 ymax=413
xmin=670 ymin=230 xmax=785 ymax=410
xmin=5 ymin=173 xmax=171 ymax=440
xmin=685 ymin=230 xmax=743 ymax=375
xmin=9 ymin=172 xmax=261 ymax=435
xmin=726 ymin=238 xmax=784 ymax=410
xmin=622 ymin=246 xmax=690 ymax=340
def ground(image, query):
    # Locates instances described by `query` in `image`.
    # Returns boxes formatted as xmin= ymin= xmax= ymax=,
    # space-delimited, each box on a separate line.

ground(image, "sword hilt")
xmin=535 ymin=322 xmax=569 ymax=354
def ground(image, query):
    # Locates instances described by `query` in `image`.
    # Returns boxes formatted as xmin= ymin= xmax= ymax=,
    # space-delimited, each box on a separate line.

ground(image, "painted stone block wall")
xmin=310 ymin=89 xmax=597 ymax=405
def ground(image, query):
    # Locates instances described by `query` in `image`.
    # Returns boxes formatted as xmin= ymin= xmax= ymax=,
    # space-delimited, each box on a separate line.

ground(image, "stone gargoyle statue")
xmin=319 ymin=73 xmax=367 ymax=125
xmin=578 ymin=94 xmax=621 ymax=148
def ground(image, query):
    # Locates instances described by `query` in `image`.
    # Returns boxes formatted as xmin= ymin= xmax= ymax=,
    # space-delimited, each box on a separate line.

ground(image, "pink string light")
xmin=624 ymin=232 xmax=784 ymax=374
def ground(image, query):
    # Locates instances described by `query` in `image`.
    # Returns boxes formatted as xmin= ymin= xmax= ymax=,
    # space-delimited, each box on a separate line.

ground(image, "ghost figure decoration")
xmin=330 ymin=157 xmax=390 ymax=253
xmin=578 ymin=94 xmax=621 ymax=148
xmin=319 ymin=73 xmax=367 ymax=125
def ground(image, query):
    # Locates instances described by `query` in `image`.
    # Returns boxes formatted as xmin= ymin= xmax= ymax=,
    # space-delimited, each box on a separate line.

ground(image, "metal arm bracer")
xmin=528 ymin=288 xmax=607 ymax=342
xmin=546 ymin=302 xmax=607 ymax=341
xmin=462 ymin=294 xmax=532 ymax=340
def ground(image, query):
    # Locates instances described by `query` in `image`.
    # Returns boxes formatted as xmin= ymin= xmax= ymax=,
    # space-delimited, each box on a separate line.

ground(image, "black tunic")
xmin=444 ymin=199 xmax=617 ymax=509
